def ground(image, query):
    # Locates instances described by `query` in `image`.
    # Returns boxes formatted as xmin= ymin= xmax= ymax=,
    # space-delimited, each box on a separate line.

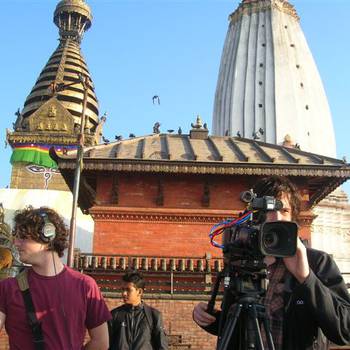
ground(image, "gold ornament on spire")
xmin=54 ymin=0 xmax=92 ymax=43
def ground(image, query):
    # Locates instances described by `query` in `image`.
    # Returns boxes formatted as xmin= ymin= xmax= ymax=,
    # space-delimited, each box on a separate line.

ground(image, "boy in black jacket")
xmin=108 ymin=272 xmax=168 ymax=350
xmin=193 ymin=175 xmax=350 ymax=350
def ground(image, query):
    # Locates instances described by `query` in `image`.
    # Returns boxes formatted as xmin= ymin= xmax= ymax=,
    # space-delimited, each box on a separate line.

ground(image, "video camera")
xmin=222 ymin=190 xmax=298 ymax=259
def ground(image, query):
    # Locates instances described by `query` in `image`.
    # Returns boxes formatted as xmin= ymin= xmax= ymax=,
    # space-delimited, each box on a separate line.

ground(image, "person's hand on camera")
xmin=193 ymin=302 xmax=217 ymax=327
xmin=283 ymin=237 xmax=310 ymax=284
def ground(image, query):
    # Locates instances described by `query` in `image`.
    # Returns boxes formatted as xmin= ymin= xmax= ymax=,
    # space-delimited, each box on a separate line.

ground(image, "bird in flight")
xmin=152 ymin=95 xmax=160 ymax=105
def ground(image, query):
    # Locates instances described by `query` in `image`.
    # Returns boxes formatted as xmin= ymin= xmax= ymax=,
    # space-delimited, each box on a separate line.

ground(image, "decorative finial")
xmin=54 ymin=0 xmax=93 ymax=43
xmin=190 ymin=115 xmax=209 ymax=140
xmin=191 ymin=115 xmax=203 ymax=129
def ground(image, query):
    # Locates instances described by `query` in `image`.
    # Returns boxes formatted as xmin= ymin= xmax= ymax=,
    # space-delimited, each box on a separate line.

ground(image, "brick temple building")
xmin=54 ymin=122 xmax=349 ymax=257
xmin=52 ymin=120 xmax=350 ymax=349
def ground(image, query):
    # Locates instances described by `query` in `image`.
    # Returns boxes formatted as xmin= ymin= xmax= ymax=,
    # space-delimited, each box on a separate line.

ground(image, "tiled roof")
xmin=51 ymin=133 xmax=350 ymax=210
xmin=55 ymin=133 xmax=348 ymax=171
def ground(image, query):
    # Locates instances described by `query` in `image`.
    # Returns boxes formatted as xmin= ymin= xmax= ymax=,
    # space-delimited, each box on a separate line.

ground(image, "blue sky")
xmin=0 ymin=0 xmax=349 ymax=195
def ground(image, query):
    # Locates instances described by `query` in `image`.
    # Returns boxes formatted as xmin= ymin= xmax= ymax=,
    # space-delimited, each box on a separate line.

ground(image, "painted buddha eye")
xmin=26 ymin=165 xmax=45 ymax=173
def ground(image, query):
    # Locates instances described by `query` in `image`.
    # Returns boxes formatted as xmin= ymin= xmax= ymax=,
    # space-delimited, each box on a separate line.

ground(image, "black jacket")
xmin=108 ymin=303 xmax=168 ymax=350
xmin=203 ymin=248 xmax=350 ymax=350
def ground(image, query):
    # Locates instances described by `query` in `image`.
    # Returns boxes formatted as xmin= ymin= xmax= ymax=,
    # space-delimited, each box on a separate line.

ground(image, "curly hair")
xmin=13 ymin=206 xmax=68 ymax=257
xmin=252 ymin=175 xmax=301 ymax=221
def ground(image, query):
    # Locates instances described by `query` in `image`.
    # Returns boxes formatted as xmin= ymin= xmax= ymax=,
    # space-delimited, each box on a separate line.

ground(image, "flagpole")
xmin=67 ymin=75 xmax=89 ymax=267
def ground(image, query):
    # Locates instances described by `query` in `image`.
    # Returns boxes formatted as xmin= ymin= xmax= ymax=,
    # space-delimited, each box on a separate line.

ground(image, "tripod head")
xmin=223 ymin=257 xmax=268 ymax=301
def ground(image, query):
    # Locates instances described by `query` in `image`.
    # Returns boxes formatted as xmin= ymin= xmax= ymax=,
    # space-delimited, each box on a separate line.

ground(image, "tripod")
xmin=217 ymin=294 xmax=275 ymax=350
xmin=207 ymin=259 xmax=275 ymax=350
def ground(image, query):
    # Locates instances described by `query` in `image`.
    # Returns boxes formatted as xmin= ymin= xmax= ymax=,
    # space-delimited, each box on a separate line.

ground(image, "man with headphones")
xmin=0 ymin=206 xmax=111 ymax=350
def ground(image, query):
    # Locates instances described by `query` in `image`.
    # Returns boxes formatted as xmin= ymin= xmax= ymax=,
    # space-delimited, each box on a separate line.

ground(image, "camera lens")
xmin=263 ymin=232 xmax=279 ymax=249
xmin=260 ymin=221 xmax=298 ymax=257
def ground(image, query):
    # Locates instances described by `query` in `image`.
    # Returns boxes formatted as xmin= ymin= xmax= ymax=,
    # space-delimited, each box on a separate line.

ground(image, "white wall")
xmin=0 ymin=189 xmax=94 ymax=258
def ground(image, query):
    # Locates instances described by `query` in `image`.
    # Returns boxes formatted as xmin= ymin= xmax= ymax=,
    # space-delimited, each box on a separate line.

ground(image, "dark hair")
xmin=252 ymin=175 xmax=301 ymax=221
xmin=122 ymin=271 xmax=146 ymax=290
xmin=13 ymin=206 xmax=68 ymax=257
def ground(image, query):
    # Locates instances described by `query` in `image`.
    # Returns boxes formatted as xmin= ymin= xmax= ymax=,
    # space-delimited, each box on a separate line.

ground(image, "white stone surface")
xmin=311 ymin=188 xmax=350 ymax=284
xmin=212 ymin=0 xmax=336 ymax=157
xmin=0 ymin=189 xmax=94 ymax=257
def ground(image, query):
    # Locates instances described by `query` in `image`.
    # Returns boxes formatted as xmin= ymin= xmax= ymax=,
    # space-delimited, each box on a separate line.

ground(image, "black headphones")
xmin=39 ymin=211 xmax=56 ymax=243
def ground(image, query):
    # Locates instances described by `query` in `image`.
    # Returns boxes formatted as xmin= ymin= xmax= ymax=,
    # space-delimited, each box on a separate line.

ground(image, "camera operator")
xmin=193 ymin=175 xmax=350 ymax=350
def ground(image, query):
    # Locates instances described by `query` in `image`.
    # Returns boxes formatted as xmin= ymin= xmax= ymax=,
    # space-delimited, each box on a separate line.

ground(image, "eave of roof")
xmin=56 ymin=157 xmax=350 ymax=178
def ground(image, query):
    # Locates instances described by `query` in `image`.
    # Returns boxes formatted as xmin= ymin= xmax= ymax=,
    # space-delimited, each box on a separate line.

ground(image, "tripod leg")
xmin=246 ymin=305 xmax=264 ymax=350
xmin=261 ymin=317 xmax=275 ymax=350
xmin=252 ymin=316 xmax=264 ymax=350
xmin=251 ymin=303 xmax=277 ymax=350
xmin=217 ymin=303 xmax=242 ymax=350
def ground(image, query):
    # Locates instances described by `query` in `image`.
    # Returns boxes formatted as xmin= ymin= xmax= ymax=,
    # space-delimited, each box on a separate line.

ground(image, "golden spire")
xmin=12 ymin=0 xmax=99 ymax=143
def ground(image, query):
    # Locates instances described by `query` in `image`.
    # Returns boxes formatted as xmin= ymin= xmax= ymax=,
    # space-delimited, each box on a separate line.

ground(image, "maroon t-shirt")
xmin=0 ymin=266 xmax=111 ymax=350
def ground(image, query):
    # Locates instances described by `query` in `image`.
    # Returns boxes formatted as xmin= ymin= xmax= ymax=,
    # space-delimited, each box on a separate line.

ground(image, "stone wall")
xmin=312 ymin=188 xmax=350 ymax=283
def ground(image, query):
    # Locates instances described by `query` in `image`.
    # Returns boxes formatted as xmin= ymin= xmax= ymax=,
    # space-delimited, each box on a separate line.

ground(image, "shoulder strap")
xmin=16 ymin=270 xmax=45 ymax=350
xmin=16 ymin=269 xmax=29 ymax=291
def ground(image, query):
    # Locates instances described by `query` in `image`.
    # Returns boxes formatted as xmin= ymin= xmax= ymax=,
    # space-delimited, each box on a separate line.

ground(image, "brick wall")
xmin=95 ymin=173 xmax=247 ymax=210
xmin=1 ymin=297 xmax=348 ymax=349
xmin=94 ymin=219 xmax=222 ymax=257
xmin=92 ymin=173 xmax=313 ymax=256
xmin=0 ymin=298 xmax=216 ymax=350
xmin=105 ymin=297 xmax=217 ymax=350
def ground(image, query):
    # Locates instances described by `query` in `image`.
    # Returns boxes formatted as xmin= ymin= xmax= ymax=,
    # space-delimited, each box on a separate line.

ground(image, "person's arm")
xmin=154 ymin=312 xmax=168 ymax=350
xmin=0 ymin=311 xmax=6 ymax=331
xmin=84 ymin=275 xmax=112 ymax=349
xmin=291 ymin=248 xmax=350 ymax=345
xmin=84 ymin=322 xmax=109 ymax=350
